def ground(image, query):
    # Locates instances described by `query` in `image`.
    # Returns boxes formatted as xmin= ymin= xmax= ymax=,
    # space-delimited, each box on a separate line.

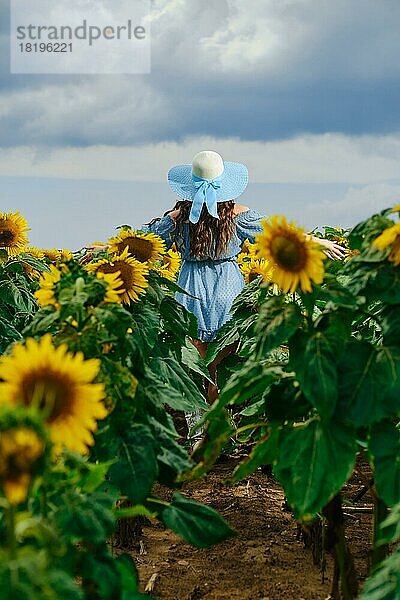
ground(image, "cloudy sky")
xmin=1 ymin=0 xmax=400 ymax=249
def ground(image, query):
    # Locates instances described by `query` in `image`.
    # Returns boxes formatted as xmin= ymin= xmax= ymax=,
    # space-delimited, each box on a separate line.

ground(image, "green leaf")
xmin=16 ymin=253 xmax=50 ymax=273
xmin=108 ymin=425 xmax=159 ymax=504
xmin=239 ymin=398 xmax=265 ymax=416
xmin=52 ymin=490 xmax=115 ymax=545
xmin=129 ymin=304 xmax=160 ymax=354
xmin=155 ymin=427 xmax=193 ymax=478
xmin=359 ymin=545 xmax=400 ymax=600
xmin=218 ymin=362 xmax=280 ymax=408
xmin=26 ymin=309 xmax=60 ymax=335
xmin=378 ymin=502 xmax=400 ymax=546
xmin=79 ymin=460 xmax=116 ymax=493
xmin=160 ymin=296 xmax=198 ymax=342
xmin=181 ymin=341 xmax=214 ymax=383
xmin=274 ymin=418 xmax=356 ymax=519
xmin=349 ymin=212 xmax=394 ymax=249
xmin=316 ymin=278 xmax=359 ymax=309
xmin=256 ymin=296 xmax=302 ymax=357
xmin=205 ymin=317 xmax=240 ymax=364
xmin=373 ymin=264 xmax=400 ymax=304
xmin=161 ymin=492 xmax=236 ymax=548
xmin=0 ymin=279 xmax=32 ymax=312
xmin=369 ymin=420 xmax=400 ymax=506
xmin=93 ymin=304 xmax=133 ymax=337
xmin=114 ymin=505 xmax=156 ymax=519
xmin=337 ymin=342 xmax=400 ymax=427
xmin=0 ymin=550 xmax=84 ymax=600
xmin=79 ymin=551 xmax=121 ymax=599
xmin=290 ymin=330 xmax=338 ymax=420
xmin=157 ymin=276 xmax=190 ymax=296
xmin=0 ymin=315 xmax=22 ymax=345
xmin=149 ymin=357 xmax=208 ymax=412
xmin=379 ymin=305 xmax=400 ymax=345
xmin=232 ymin=276 xmax=264 ymax=309
xmin=117 ymin=554 xmax=151 ymax=600
xmin=265 ymin=377 xmax=311 ymax=423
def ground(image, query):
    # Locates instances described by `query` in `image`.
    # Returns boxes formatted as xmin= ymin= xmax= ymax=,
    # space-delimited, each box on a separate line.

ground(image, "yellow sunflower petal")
xmin=0 ymin=336 xmax=107 ymax=455
xmin=86 ymin=249 xmax=149 ymax=305
xmin=0 ymin=211 xmax=30 ymax=256
xmin=256 ymin=215 xmax=325 ymax=294
xmin=108 ymin=229 xmax=166 ymax=263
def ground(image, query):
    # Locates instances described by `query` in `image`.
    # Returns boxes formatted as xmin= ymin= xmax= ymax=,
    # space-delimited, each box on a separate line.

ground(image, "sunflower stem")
xmin=6 ymin=503 xmax=17 ymax=560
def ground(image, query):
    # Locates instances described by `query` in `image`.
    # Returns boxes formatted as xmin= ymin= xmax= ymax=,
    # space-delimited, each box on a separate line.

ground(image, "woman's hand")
xmin=311 ymin=236 xmax=346 ymax=260
xmin=80 ymin=244 xmax=109 ymax=265
xmin=85 ymin=244 xmax=109 ymax=253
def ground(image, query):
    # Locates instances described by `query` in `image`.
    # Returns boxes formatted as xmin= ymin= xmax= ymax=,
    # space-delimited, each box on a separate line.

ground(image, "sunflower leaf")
xmin=369 ymin=420 xmax=400 ymax=507
xmin=274 ymin=418 xmax=356 ymax=519
xmin=108 ymin=424 xmax=159 ymax=505
xmin=160 ymin=492 xmax=236 ymax=548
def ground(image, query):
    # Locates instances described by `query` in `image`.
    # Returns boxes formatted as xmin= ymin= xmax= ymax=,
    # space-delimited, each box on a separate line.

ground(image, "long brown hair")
xmin=173 ymin=200 xmax=235 ymax=259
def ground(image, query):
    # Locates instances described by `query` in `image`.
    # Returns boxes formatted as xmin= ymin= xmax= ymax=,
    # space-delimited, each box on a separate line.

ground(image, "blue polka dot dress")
xmin=143 ymin=209 xmax=264 ymax=342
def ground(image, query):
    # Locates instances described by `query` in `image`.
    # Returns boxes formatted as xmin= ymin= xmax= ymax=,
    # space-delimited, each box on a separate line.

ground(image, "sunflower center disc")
xmin=22 ymin=374 xmax=73 ymax=422
xmin=270 ymin=235 xmax=305 ymax=271
xmin=99 ymin=262 xmax=138 ymax=298
xmin=120 ymin=238 xmax=153 ymax=262
xmin=0 ymin=229 xmax=15 ymax=245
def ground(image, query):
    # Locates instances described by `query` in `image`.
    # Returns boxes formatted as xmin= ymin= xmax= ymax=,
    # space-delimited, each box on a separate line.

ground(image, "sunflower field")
xmin=0 ymin=212 xmax=234 ymax=599
xmin=1 ymin=207 xmax=400 ymax=600
xmin=195 ymin=208 xmax=400 ymax=599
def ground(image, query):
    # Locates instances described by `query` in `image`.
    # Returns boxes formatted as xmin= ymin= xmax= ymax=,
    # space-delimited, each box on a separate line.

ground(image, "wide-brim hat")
xmin=168 ymin=150 xmax=248 ymax=204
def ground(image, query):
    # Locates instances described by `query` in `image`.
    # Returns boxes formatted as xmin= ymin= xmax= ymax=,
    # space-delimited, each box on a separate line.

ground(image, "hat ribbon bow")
xmin=189 ymin=174 xmax=222 ymax=224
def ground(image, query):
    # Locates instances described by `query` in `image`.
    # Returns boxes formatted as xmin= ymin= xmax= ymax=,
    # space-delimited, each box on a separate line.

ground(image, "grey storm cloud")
xmin=1 ymin=0 xmax=400 ymax=147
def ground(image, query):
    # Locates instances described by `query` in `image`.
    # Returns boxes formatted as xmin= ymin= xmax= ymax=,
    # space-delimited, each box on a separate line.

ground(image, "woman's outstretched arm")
xmin=307 ymin=235 xmax=346 ymax=260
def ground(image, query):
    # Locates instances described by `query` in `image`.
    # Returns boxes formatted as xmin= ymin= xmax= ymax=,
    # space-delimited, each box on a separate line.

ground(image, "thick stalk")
xmin=323 ymin=494 xmax=358 ymax=600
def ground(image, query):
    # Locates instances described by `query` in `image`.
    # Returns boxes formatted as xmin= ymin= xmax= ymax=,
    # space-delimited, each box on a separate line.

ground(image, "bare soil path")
xmin=131 ymin=458 xmax=373 ymax=599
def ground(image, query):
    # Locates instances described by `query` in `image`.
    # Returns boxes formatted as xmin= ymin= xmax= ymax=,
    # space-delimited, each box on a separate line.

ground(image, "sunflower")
xmin=240 ymin=258 xmax=274 ymax=284
xmin=86 ymin=246 xmax=149 ymax=305
xmin=236 ymin=239 xmax=258 ymax=265
xmin=344 ymin=248 xmax=361 ymax=263
xmin=42 ymin=248 xmax=62 ymax=262
xmin=95 ymin=271 xmax=124 ymax=303
xmin=331 ymin=235 xmax=349 ymax=248
xmin=59 ymin=249 xmax=74 ymax=262
xmin=373 ymin=222 xmax=400 ymax=266
xmin=256 ymin=215 xmax=325 ymax=294
xmin=34 ymin=265 xmax=62 ymax=308
xmin=0 ymin=335 xmax=107 ymax=454
xmin=108 ymin=229 xmax=166 ymax=263
xmin=157 ymin=249 xmax=182 ymax=281
xmin=0 ymin=412 xmax=46 ymax=505
xmin=0 ymin=211 xmax=30 ymax=256
xmin=21 ymin=246 xmax=45 ymax=260
xmin=16 ymin=246 xmax=46 ymax=279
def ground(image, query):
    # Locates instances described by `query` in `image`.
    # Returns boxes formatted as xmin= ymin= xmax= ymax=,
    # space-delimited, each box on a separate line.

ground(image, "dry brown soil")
xmin=131 ymin=458 xmax=373 ymax=600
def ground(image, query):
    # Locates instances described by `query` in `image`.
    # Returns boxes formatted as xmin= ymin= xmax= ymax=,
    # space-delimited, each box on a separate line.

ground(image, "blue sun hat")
xmin=168 ymin=150 xmax=249 ymax=224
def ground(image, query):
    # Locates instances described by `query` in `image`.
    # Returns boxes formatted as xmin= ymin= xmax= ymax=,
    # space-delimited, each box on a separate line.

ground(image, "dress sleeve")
xmin=235 ymin=209 xmax=264 ymax=244
xmin=140 ymin=215 xmax=175 ymax=249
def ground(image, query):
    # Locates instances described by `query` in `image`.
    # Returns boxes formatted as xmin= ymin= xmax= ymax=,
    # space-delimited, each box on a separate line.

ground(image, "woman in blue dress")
xmin=143 ymin=150 xmax=344 ymax=403
xmin=142 ymin=151 xmax=264 ymax=399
